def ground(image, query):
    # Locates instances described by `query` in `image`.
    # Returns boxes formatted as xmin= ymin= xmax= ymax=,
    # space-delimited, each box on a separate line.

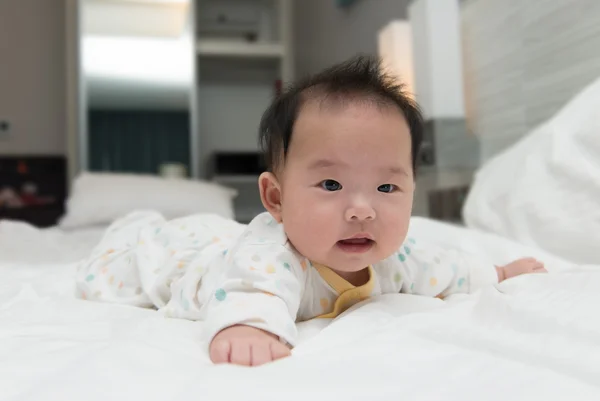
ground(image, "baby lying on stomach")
xmin=76 ymin=56 xmax=546 ymax=367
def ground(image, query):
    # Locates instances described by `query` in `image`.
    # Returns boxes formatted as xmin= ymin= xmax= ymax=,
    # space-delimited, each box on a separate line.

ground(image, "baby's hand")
xmin=496 ymin=257 xmax=547 ymax=282
xmin=209 ymin=325 xmax=291 ymax=366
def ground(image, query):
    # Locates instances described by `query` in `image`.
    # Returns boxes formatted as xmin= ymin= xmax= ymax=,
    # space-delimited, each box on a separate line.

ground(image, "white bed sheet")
xmin=1 ymin=218 xmax=599 ymax=401
xmin=0 ymin=220 xmax=106 ymax=265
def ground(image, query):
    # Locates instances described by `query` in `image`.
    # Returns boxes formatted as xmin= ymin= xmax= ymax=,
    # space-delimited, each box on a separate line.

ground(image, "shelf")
xmin=196 ymin=39 xmax=285 ymax=59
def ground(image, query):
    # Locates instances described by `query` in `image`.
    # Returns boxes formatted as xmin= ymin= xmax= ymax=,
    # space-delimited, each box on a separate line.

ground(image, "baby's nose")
xmin=345 ymin=202 xmax=376 ymax=222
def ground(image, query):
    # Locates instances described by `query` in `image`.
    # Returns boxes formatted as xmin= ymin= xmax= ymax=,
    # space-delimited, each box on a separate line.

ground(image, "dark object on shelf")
xmin=245 ymin=32 xmax=257 ymax=42
xmin=427 ymin=185 xmax=470 ymax=223
xmin=210 ymin=151 xmax=264 ymax=176
xmin=337 ymin=0 xmax=359 ymax=8
xmin=197 ymin=1 xmax=261 ymax=41
xmin=0 ymin=156 xmax=66 ymax=227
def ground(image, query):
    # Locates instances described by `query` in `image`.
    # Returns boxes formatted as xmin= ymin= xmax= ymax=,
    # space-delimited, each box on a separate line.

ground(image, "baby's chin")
xmin=322 ymin=254 xmax=381 ymax=273
xmin=303 ymin=243 xmax=387 ymax=271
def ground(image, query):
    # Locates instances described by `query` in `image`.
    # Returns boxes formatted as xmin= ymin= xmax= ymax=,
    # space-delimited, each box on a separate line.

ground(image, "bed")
xmin=2 ymin=216 xmax=599 ymax=400
xmin=3 ymin=76 xmax=600 ymax=400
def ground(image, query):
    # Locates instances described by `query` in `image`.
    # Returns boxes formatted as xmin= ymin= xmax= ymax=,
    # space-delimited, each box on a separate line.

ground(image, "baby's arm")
xmin=204 ymin=240 xmax=306 ymax=366
xmin=497 ymin=257 xmax=546 ymax=281
xmin=393 ymin=240 xmax=545 ymax=298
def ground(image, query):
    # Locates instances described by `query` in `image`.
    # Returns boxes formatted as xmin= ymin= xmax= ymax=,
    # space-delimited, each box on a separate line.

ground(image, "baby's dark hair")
xmin=258 ymin=55 xmax=424 ymax=176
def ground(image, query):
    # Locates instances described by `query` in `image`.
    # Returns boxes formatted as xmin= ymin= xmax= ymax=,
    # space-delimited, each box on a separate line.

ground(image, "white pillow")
xmin=59 ymin=173 xmax=238 ymax=229
xmin=463 ymin=75 xmax=600 ymax=265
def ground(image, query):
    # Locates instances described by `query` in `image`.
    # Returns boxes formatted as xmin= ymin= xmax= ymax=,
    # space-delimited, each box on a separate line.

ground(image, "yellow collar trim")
xmin=312 ymin=264 xmax=375 ymax=319
xmin=312 ymin=263 xmax=361 ymax=294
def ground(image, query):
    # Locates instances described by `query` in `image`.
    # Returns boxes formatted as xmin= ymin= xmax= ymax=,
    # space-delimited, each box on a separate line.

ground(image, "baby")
xmin=76 ymin=56 xmax=546 ymax=367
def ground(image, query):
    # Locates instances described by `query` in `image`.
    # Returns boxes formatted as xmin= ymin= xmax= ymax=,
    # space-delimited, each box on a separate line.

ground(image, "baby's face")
xmin=279 ymin=101 xmax=414 ymax=278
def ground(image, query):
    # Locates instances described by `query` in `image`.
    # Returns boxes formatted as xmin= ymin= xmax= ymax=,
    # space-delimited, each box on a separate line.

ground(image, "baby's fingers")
xmin=251 ymin=343 xmax=272 ymax=366
xmin=270 ymin=341 xmax=292 ymax=361
xmin=209 ymin=339 xmax=232 ymax=364
xmin=231 ymin=341 xmax=252 ymax=366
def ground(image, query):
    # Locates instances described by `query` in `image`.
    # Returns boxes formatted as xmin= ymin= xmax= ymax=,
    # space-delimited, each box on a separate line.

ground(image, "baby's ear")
xmin=258 ymin=172 xmax=283 ymax=223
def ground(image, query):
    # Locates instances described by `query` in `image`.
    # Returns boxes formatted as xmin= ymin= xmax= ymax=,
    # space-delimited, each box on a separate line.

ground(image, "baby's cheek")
xmin=284 ymin=213 xmax=332 ymax=260
xmin=379 ymin=218 xmax=409 ymax=257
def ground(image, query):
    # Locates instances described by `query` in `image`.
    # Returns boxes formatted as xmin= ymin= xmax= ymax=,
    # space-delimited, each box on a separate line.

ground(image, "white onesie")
xmin=76 ymin=211 xmax=499 ymax=347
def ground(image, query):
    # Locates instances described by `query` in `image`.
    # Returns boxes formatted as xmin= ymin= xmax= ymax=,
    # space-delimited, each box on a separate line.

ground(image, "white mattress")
xmin=2 ymin=217 xmax=599 ymax=400
xmin=0 ymin=220 xmax=106 ymax=265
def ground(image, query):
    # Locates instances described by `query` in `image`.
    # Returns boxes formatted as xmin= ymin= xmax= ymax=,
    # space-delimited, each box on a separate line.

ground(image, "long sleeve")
xmin=201 ymin=214 xmax=306 ymax=348
xmin=378 ymin=238 xmax=499 ymax=298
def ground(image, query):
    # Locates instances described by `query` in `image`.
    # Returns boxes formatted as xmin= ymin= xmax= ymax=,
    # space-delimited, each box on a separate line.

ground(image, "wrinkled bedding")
xmin=2 ymin=217 xmax=598 ymax=400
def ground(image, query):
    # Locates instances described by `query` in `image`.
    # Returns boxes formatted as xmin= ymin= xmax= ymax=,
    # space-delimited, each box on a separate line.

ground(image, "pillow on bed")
xmin=59 ymin=173 xmax=238 ymax=229
xmin=462 ymin=75 xmax=600 ymax=265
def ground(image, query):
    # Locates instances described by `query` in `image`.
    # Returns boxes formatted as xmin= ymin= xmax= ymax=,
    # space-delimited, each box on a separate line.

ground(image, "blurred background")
xmin=1 ymin=0 xmax=599 ymax=226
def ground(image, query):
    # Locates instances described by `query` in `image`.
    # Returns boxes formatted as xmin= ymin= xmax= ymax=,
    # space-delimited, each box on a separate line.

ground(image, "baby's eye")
xmin=378 ymin=184 xmax=397 ymax=193
xmin=320 ymin=179 xmax=342 ymax=191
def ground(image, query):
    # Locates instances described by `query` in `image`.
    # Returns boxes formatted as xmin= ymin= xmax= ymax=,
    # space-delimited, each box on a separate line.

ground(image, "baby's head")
xmin=258 ymin=56 xmax=423 ymax=282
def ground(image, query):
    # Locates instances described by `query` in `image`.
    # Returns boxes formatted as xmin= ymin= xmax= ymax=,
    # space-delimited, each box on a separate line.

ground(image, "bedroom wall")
xmin=0 ymin=0 xmax=66 ymax=155
xmin=461 ymin=0 xmax=600 ymax=161
xmin=294 ymin=0 xmax=410 ymax=77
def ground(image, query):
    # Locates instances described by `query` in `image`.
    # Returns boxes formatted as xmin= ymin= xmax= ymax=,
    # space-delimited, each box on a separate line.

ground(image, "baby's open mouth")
xmin=337 ymin=238 xmax=374 ymax=253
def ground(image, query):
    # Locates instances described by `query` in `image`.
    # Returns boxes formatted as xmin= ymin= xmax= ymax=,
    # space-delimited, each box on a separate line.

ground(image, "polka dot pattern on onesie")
xmin=215 ymin=288 xmax=227 ymax=301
